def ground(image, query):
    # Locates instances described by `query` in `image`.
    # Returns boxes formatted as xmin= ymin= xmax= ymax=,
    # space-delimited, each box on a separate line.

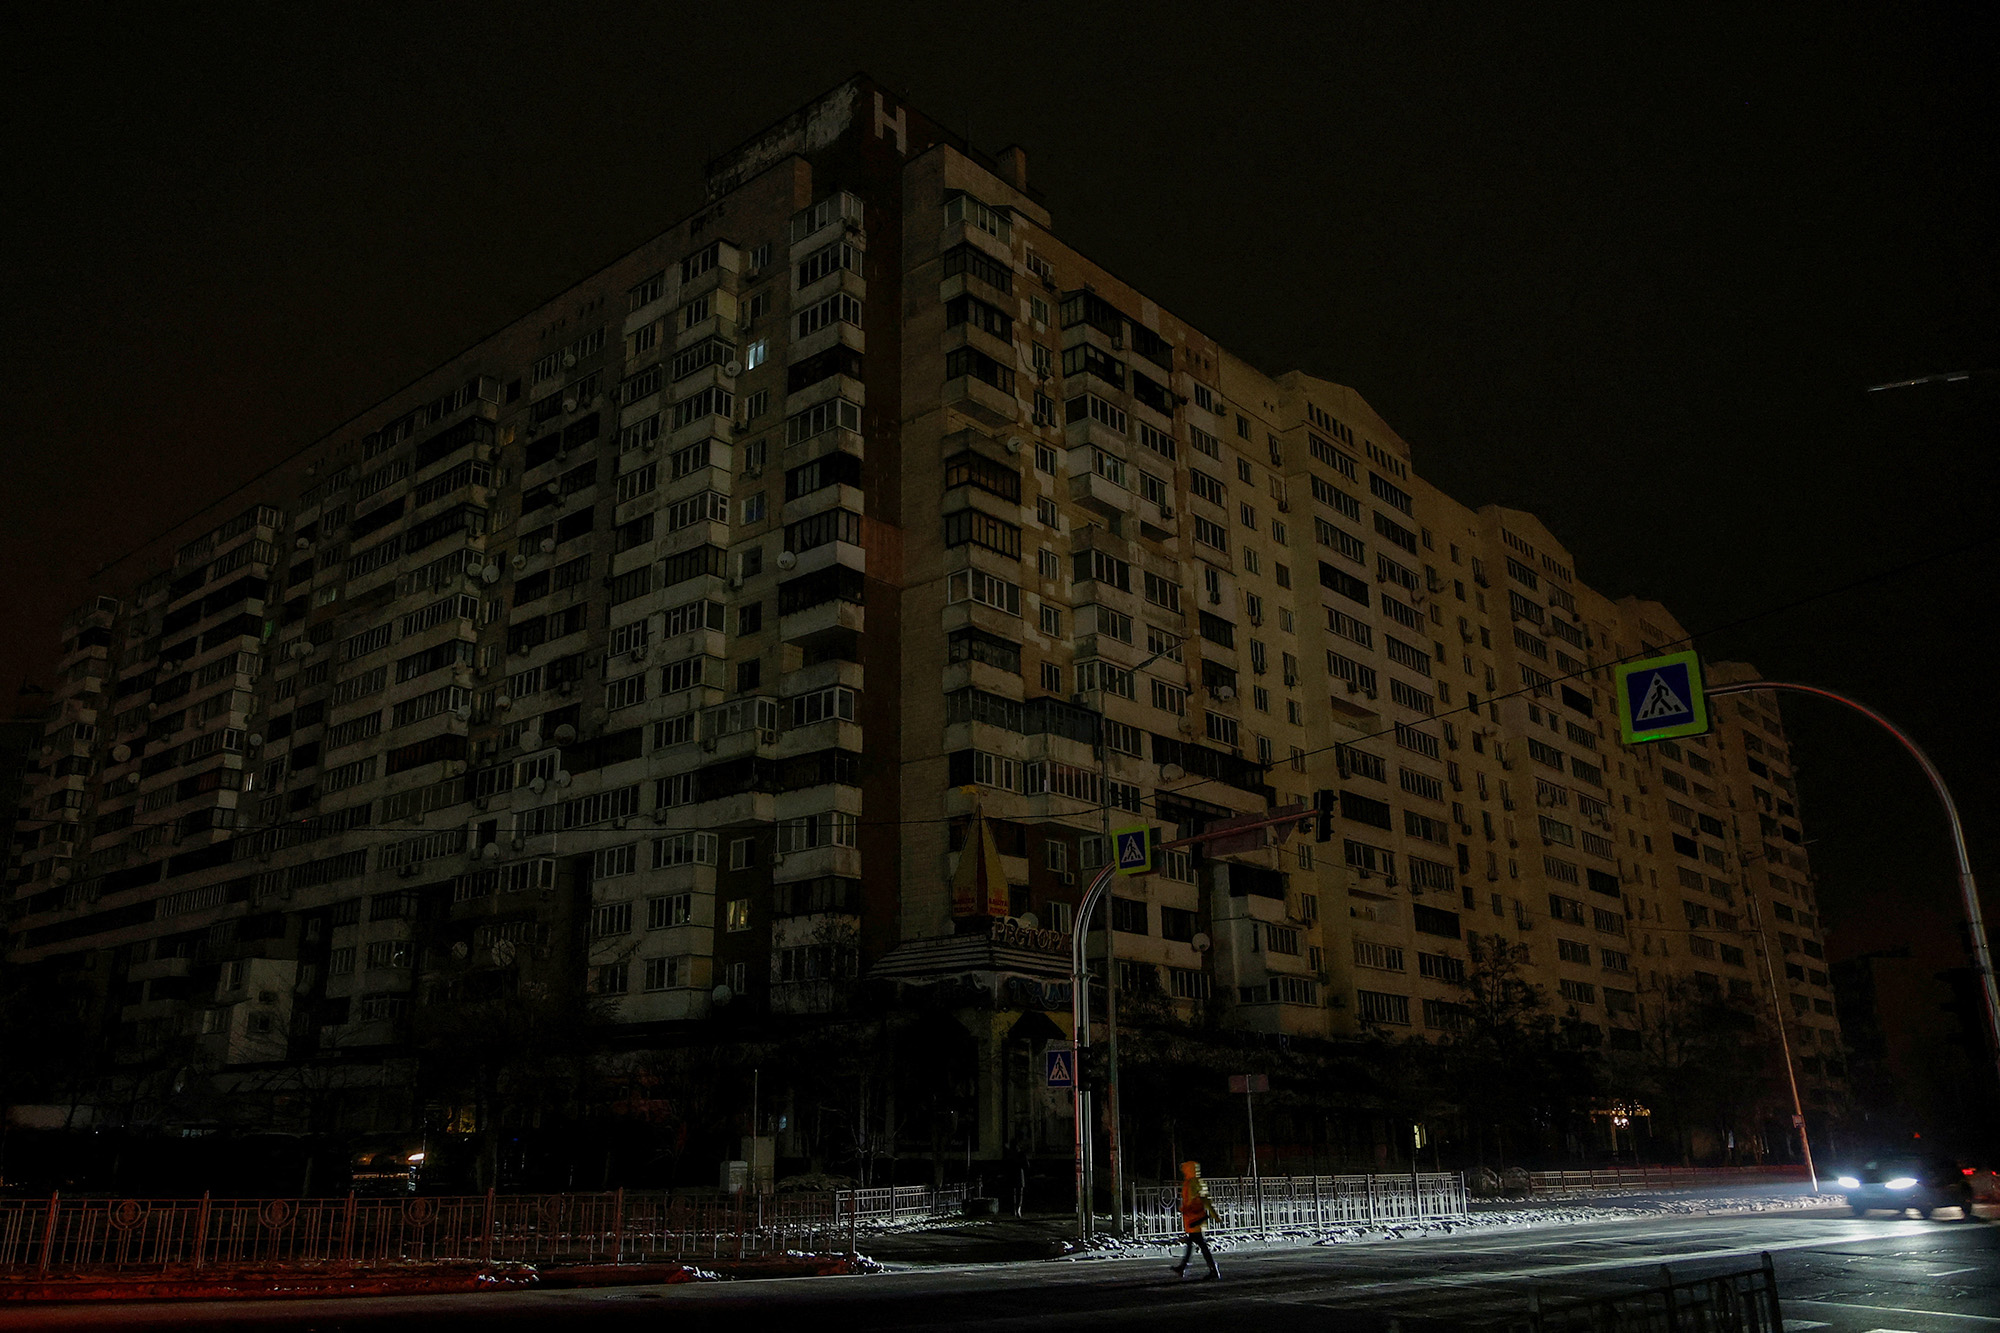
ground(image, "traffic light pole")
xmin=1069 ymin=805 xmax=1319 ymax=1239
xmin=1705 ymin=681 xmax=2000 ymax=1104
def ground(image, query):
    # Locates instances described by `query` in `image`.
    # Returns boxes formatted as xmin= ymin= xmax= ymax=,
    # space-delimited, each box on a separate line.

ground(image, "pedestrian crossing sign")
xmin=1614 ymin=650 xmax=1710 ymax=744
xmin=1045 ymin=1047 xmax=1076 ymax=1089
xmin=1113 ymin=826 xmax=1153 ymax=875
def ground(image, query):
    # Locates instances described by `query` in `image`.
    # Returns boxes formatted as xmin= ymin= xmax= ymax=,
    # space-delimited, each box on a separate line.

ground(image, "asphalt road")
xmin=6 ymin=1208 xmax=1995 ymax=1332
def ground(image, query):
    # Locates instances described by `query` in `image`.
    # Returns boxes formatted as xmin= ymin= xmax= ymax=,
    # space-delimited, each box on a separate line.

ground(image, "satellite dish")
xmin=511 ymin=835 xmax=526 ymax=850
xmin=481 ymin=564 xmax=501 ymax=584
xmin=562 ymin=351 xmax=578 ymax=368
xmin=111 ymin=743 xmax=132 ymax=763
xmin=554 ymin=723 xmax=577 ymax=743
xmin=491 ymin=940 xmax=518 ymax=966
xmin=539 ymin=537 xmax=556 ymax=553
xmin=722 ymin=360 xmax=743 ymax=377
xmin=553 ymin=769 xmax=572 ymax=787
xmin=1192 ymin=932 xmax=1212 ymax=952
xmin=295 ymin=536 xmax=310 ymax=550
xmin=482 ymin=843 xmax=502 ymax=862
xmin=530 ymin=777 xmax=547 ymax=795
xmin=511 ymin=552 xmax=529 ymax=569
xmin=128 ymin=772 xmax=143 ymax=786
xmin=496 ymin=695 xmax=512 ymax=710
xmin=453 ymin=706 xmax=471 ymax=721
xmin=562 ymin=397 xmax=579 ymax=413
xmin=1006 ymin=436 xmax=1023 ymax=454
xmin=1160 ymin=763 xmax=1187 ymax=781
xmin=777 ymin=550 xmax=797 ymax=569
xmin=1216 ymin=685 xmax=1236 ymax=701
xmin=247 ymin=734 xmax=264 ymax=749
xmin=522 ymin=731 xmax=541 ymax=750
xmin=451 ymin=941 xmax=470 ymax=959
xmin=711 ymin=984 xmax=734 ymax=1006
xmin=1018 ymin=911 xmax=1040 ymax=929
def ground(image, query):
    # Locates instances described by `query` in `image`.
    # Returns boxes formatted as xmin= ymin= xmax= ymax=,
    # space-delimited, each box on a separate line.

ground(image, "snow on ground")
xmin=1050 ymin=1192 xmax=1845 ymax=1261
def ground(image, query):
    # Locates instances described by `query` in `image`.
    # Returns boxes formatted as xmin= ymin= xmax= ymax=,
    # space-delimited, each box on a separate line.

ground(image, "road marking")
xmin=1781 ymin=1323 xmax=1831 ymax=1330
xmin=1788 ymin=1298 xmax=2000 ymax=1326
xmin=1929 ymin=1265 xmax=1982 ymax=1277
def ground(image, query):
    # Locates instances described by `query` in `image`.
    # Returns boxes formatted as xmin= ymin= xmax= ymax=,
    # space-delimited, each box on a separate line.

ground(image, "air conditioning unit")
xmin=1058 ymin=870 xmax=1075 ymax=885
xmin=757 ymin=728 xmax=780 ymax=745
xmin=1158 ymin=505 xmax=1174 ymax=520
xmin=701 ymin=737 xmax=719 ymax=751
xmin=474 ymin=797 xmax=489 ymax=811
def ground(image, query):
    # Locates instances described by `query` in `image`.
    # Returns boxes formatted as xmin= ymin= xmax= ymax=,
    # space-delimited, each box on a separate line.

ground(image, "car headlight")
xmin=1836 ymin=1176 xmax=1860 ymax=1189
xmin=1885 ymin=1176 xmax=1919 ymax=1191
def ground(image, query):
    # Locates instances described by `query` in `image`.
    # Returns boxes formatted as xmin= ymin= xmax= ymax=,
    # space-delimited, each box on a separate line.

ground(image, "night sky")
xmin=6 ymin=7 xmax=1995 ymax=989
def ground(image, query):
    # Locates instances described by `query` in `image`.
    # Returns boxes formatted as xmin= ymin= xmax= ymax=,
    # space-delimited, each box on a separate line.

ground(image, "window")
xmin=1417 ymin=952 xmax=1465 ymax=983
xmin=592 ymin=902 xmax=634 ymax=938
xmin=1039 ymin=604 xmax=1063 ymax=636
xmin=946 ymin=567 xmax=1021 ymax=616
xmin=593 ymin=844 xmax=638 ymax=879
xmin=943 ymin=509 xmax=1022 ymax=557
xmin=1357 ymin=990 xmax=1411 ymax=1025
xmin=724 ymin=898 xmax=752 ymax=932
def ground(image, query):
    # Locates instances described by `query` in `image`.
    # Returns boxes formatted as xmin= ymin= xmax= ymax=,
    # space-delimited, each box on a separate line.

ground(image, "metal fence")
xmin=1521 ymin=1165 xmax=1809 ymax=1196
xmin=1130 ymin=1172 xmax=1468 ymax=1238
xmin=0 ymin=1184 xmax=967 ymax=1273
xmin=1497 ymin=1254 xmax=1785 ymax=1332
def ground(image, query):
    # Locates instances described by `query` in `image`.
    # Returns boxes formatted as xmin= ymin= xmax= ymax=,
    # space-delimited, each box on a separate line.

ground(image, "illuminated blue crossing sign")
xmin=1615 ymin=650 xmax=1710 ymax=744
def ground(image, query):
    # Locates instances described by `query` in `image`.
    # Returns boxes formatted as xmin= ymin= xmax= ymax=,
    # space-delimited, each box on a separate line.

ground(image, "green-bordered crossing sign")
xmin=1614 ymin=650 xmax=1710 ymax=744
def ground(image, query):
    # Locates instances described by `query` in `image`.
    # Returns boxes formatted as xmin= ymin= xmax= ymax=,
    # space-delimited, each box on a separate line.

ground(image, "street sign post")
xmin=1228 ymin=1074 xmax=1268 ymax=1227
xmin=1046 ymin=1047 xmax=1076 ymax=1089
xmin=1112 ymin=826 xmax=1153 ymax=875
xmin=1614 ymin=650 xmax=1710 ymax=744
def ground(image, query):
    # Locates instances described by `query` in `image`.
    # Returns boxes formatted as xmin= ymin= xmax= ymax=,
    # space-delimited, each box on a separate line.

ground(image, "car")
xmin=1837 ymin=1155 xmax=1979 ymax=1219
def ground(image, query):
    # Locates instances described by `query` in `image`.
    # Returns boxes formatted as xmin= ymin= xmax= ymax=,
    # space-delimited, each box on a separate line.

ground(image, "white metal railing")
xmin=1516 ymin=1164 xmax=1809 ymax=1196
xmin=0 ymin=1183 xmax=967 ymax=1274
xmin=1128 ymin=1172 xmax=1469 ymax=1239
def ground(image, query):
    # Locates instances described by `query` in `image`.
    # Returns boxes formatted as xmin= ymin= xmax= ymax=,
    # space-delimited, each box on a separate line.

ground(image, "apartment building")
xmin=3 ymin=75 xmax=1840 ymax=1161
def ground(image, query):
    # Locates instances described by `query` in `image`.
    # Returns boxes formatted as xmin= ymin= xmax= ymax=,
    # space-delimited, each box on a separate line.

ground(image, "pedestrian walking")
xmin=1004 ymin=1141 xmax=1028 ymax=1218
xmin=1171 ymin=1160 xmax=1221 ymax=1281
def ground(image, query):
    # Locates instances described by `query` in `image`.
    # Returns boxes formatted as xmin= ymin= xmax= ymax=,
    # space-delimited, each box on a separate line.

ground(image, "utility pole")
xmin=1706 ymin=681 xmax=2000 ymax=1099
xmin=1744 ymin=894 xmax=1818 ymax=1190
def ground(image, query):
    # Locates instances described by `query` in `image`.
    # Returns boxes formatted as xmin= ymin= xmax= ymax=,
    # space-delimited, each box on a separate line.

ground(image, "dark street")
xmin=8 ymin=1208 xmax=1993 ymax=1332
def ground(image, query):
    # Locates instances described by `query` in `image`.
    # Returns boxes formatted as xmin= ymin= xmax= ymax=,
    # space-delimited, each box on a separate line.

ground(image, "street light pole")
xmin=1069 ymin=805 xmax=1309 ymax=1238
xmin=1705 ymin=681 xmax=2000 ymax=1097
xmin=1083 ymin=631 xmax=1189 ymax=1237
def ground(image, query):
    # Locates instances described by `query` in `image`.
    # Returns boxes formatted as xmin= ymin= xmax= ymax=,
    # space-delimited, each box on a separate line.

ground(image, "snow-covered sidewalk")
xmin=1051 ymin=1191 xmax=1845 ymax=1260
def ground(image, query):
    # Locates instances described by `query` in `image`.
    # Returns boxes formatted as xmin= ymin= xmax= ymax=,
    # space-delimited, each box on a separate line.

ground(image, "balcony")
xmin=686 ymin=790 xmax=775 ymax=828
xmin=1068 ymin=470 xmax=1133 ymax=518
xmin=943 ymin=372 xmax=1018 ymax=427
xmin=781 ymin=598 xmax=864 ymax=643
